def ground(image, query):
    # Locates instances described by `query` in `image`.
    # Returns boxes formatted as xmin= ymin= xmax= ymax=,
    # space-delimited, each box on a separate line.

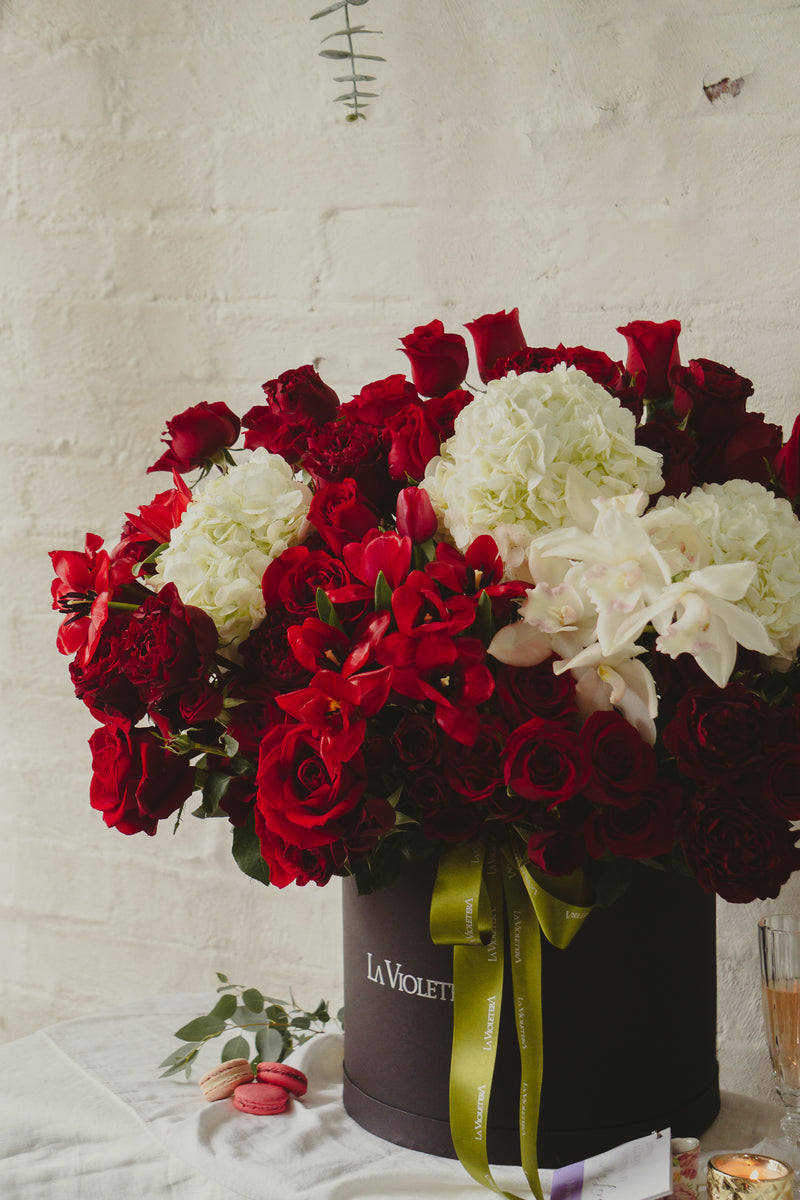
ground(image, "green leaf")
xmin=321 ymin=25 xmax=379 ymax=41
xmin=159 ymin=1043 xmax=200 ymax=1069
xmin=222 ymin=733 xmax=240 ymax=758
xmin=173 ymin=1015 xmax=226 ymax=1042
xmin=374 ymin=570 xmax=392 ymax=611
xmin=311 ymin=0 xmax=369 ymax=18
xmin=315 ymin=587 xmax=342 ymax=628
xmin=336 ymin=1006 xmax=345 ymax=1028
xmin=210 ymin=993 xmax=238 ymax=1021
xmin=202 ymin=772 xmax=232 ymax=815
xmin=472 ymin=589 xmax=494 ymax=645
xmin=231 ymin=820 xmax=271 ymax=886
xmin=319 ymin=48 xmax=352 ymax=59
xmin=335 ymin=91 xmax=377 ymax=101
xmin=159 ymin=1046 xmax=200 ymax=1078
xmin=292 ymin=1015 xmax=311 ymax=1029
xmin=216 ymin=972 xmax=229 ymax=984
xmin=221 ymin=1035 xmax=250 ymax=1062
xmin=255 ymin=1026 xmax=286 ymax=1063
xmin=229 ymin=1005 xmax=267 ymax=1028
xmin=333 ymin=74 xmax=376 ymax=82
xmin=242 ymin=988 xmax=264 ymax=1013
xmin=265 ymin=1004 xmax=288 ymax=1025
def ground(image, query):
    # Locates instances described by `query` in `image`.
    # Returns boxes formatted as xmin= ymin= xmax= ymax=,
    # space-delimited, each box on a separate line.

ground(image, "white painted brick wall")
xmin=3 ymin=0 xmax=800 ymax=1106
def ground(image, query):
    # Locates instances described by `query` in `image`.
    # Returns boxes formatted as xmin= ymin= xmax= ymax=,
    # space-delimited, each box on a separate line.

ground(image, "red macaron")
xmin=232 ymin=1080 xmax=289 ymax=1115
xmin=256 ymin=1061 xmax=308 ymax=1098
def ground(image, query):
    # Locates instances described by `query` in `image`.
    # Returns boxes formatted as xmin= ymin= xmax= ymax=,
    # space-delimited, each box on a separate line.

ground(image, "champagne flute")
xmin=759 ymin=914 xmax=800 ymax=1188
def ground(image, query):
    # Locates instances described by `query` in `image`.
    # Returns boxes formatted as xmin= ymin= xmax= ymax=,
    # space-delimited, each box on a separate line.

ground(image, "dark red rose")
xmin=465 ymin=308 xmax=526 ymax=383
xmin=396 ymin=487 xmax=438 ymax=543
xmin=261 ymin=545 xmax=352 ymax=621
xmin=617 ymin=319 xmax=681 ymax=399
xmin=585 ymin=778 xmax=681 ymax=860
xmin=235 ymin=611 xmax=312 ymax=701
xmin=761 ymin=743 xmax=800 ymax=820
xmin=492 ymin=658 xmax=577 ymax=726
xmin=302 ymin=419 xmax=392 ymax=511
xmin=385 ymin=403 xmax=440 ymax=481
xmin=425 ymin=388 xmax=474 ymax=441
xmin=255 ymin=723 xmax=367 ymax=849
xmin=775 ymin=413 xmax=800 ymax=502
xmin=697 ymin=411 xmax=783 ymax=487
xmin=399 ymin=319 xmax=469 ymax=397
xmin=503 ymin=717 xmax=588 ymax=808
xmin=119 ymin=583 xmax=220 ymax=718
xmin=420 ymin=801 xmax=484 ymax=844
xmin=342 ymin=375 xmax=420 ymax=427
xmin=70 ymin=619 xmax=146 ymax=723
xmin=147 ymin=401 xmax=240 ymax=475
xmin=681 ymin=795 xmax=800 ymax=903
xmin=442 ymin=716 xmax=507 ymax=802
xmin=663 ymin=683 xmax=767 ymax=785
xmin=217 ymin=776 xmax=257 ymax=827
xmin=261 ymin=364 xmax=339 ymax=425
xmin=391 ymin=712 xmax=441 ymax=771
xmin=636 ymin=418 xmax=696 ymax=497
xmin=526 ymin=799 xmax=592 ymax=876
xmin=672 ymin=358 xmax=753 ymax=437
xmin=89 ymin=722 xmax=195 ymax=835
xmin=241 ymin=407 xmax=309 ymax=465
xmin=307 ymin=479 xmax=380 ymax=556
xmin=581 ymin=710 xmax=656 ymax=808
xmin=253 ymin=817 xmax=343 ymax=887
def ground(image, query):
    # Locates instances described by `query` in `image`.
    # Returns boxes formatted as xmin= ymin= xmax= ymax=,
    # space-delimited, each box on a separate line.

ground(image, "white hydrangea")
xmin=421 ymin=366 xmax=663 ymax=574
xmin=153 ymin=448 xmax=311 ymax=645
xmin=648 ymin=480 xmax=800 ymax=660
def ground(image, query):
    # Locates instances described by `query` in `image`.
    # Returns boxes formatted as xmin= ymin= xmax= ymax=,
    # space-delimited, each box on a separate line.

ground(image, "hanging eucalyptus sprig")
xmin=311 ymin=0 xmax=384 ymax=122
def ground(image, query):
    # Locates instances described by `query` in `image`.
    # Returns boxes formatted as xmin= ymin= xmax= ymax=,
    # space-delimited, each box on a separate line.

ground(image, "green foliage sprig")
xmin=159 ymin=974 xmax=344 ymax=1079
xmin=311 ymin=0 xmax=384 ymax=121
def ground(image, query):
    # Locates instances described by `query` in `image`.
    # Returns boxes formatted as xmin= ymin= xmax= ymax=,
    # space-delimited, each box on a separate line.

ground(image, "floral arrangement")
xmin=51 ymin=310 xmax=800 ymax=906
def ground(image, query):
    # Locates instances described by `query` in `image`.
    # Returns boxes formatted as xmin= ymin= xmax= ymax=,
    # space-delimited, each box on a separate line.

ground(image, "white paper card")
xmin=550 ymin=1127 xmax=672 ymax=1200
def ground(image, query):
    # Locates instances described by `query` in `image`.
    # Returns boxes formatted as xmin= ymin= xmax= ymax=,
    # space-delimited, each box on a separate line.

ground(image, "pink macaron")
xmin=233 ymin=1080 xmax=289 ymax=1115
xmin=256 ymin=1061 xmax=308 ymax=1098
xmin=198 ymin=1058 xmax=254 ymax=1102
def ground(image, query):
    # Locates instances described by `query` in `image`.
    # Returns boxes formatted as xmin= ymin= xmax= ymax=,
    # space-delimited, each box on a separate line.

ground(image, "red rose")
xmin=492 ymin=658 xmax=577 ymax=726
xmin=663 ymin=683 xmax=766 ymax=785
xmin=580 ymin=710 xmax=656 ymax=808
xmin=617 ymin=319 xmax=681 ymax=398
xmin=89 ymin=721 xmax=195 ymax=835
xmin=307 ymin=480 xmax=380 ymax=556
xmin=635 ymin=418 xmax=696 ymax=497
xmin=762 ymin=743 xmax=800 ymax=821
xmin=241 ymin=407 xmax=309 ymax=465
xmin=253 ymin=818 xmax=343 ymax=888
xmin=585 ymin=779 xmax=680 ymax=860
xmin=399 ymin=319 xmax=469 ymax=397
xmin=465 ymin=308 xmax=526 ymax=383
xmin=390 ymin=712 xmax=441 ymax=771
xmin=385 ymin=403 xmax=440 ymax=482
xmin=396 ymin=487 xmax=437 ymax=543
xmin=698 ymin=411 xmax=782 ymax=487
xmin=262 ymin=545 xmax=352 ymax=620
xmin=148 ymin=401 xmax=240 ymax=475
xmin=425 ymin=388 xmax=474 ymax=441
xmin=235 ymin=611 xmax=312 ymax=701
xmin=672 ymin=358 xmax=753 ymax=437
xmin=775 ymin=413 xmax=800 ymax=502
xmin=442 ymin=716 xmax=507 ymax=803
xmin=681 ymin=795 xmax=800 ymax=903
xmin=303 ymin=419 xmax=393 ymax=511
xmin=503 ymin=717 xmax=588 ymax=808
xmin=255 ymin=723 xmax=367 ymax=849
xmin=526 ymin=799 xmax=591 ymax=875
xmin=70 ymin=620 xmax=146 ymax=723
xmin=119 ymin=583 xmax=220 ymax=718
xmin=342 ymin=375 xmax=420 ymax=427
xmin=261 ymin=364 xmax=339 ymax=425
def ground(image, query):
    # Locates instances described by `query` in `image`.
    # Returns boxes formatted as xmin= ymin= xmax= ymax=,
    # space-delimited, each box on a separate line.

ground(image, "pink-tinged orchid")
xmin=276 ymin=667 xmax=393 ymax=771
xmin=554 ymin=642 xmax=659 ymax=746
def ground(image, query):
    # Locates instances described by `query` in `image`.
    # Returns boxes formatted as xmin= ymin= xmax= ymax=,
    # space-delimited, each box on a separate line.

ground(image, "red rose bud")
xmin=617 ymin=319 xmax=681 ymax=398
xmin=396 ymin=487 xmax=437 ymax=542
xmin=148 ymin=401 xmax=241 ymax=474
xmin=399 ymin=319 xmax=469 ymax=397
xmin=465 ymin=308 xmax=527 ymax=383
xmin=776 ymin=412 xmax=800 ymax=501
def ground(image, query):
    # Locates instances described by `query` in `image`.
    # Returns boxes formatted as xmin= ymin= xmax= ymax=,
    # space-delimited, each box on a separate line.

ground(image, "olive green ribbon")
xmin=430 ymin=837 xmax=592 ymax=1200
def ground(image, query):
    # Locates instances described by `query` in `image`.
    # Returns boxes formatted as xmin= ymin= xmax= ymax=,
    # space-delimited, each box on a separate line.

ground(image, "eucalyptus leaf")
xmin=318 ymin=48 xmax=352 ymax=59
xmin=320 ymin=25 xmax=372 ymax=41
xmin=216 ymin=973 xmax=229 ymax=984
xmin=222 ymin=733 xmax=240 ymax=758
xmin=292 ymin=1016 xmax=311 ymax=1030
xmin=221 ymin=1035 xmax=250 ymax=1062
xmin=255 ymin=1026 xmax=285 ymax=1063
xmin=333 ymin=74 xmax=376 ymax=82
xmin=242 ymin=988 xmax=264 ymax=1013
xmin=173 ymin=1015 xmax=226 ymax=1041
xmin=265 ymin=1004 xmax=288 ymax=1025
xmin=230 ymin=1005 xmax=267 ymax=1028
xmin=159 ymin=1044 xmax=200 ymax=1069
xmin=334 ymin=91 xmax=377 ymax=100
xmin=311 ymin=0 xmax=369 ymax=18
xmin=210 ymin=993 xmax=238 ymax=1021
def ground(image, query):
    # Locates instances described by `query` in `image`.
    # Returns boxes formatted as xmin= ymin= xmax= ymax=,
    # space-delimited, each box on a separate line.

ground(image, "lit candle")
xmin=707 ymin=1153 xmax=793 ymax=1200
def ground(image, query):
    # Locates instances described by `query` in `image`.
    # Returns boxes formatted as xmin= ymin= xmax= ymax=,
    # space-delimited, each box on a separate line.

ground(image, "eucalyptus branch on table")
xmin=159 ymin=974 xmax=344 ymax=1079
xmin=311 ymin=0 xmax=384 ymax=121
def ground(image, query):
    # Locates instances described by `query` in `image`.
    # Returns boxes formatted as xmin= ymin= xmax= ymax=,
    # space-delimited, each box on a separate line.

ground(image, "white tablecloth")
xmin=0 ymin=994 xmax=788 ymax=1199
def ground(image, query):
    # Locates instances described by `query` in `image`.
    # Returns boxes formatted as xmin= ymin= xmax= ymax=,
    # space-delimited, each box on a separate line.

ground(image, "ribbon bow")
xmin=430 ymin=836 xmax=592 ymax=1200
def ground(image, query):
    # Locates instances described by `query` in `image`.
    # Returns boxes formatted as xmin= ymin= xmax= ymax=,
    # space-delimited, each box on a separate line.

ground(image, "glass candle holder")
xmin=708 ymin=1154 xmax=793 ymax=1200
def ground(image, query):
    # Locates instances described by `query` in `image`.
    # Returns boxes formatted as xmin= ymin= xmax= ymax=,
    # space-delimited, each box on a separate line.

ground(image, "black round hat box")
xmin=342 ymin=856 xmax=720 ymax=1168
